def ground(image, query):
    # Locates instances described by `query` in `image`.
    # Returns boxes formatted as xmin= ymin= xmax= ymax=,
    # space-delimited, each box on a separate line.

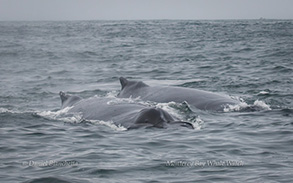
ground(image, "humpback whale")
xmin=117 ymin=77 xmax=239 ymax=111
xmin=59 ymin=91 xmax=193 ymax=129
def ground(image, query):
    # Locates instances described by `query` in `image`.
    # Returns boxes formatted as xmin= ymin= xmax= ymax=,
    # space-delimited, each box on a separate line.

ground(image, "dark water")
xmin=0 ymin=20 xmax=293 ymax=182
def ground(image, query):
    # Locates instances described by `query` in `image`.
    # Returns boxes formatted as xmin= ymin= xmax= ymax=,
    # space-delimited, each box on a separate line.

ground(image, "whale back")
xmin=58 ymin=93 xmax=194 ymax=129
xmin=131 ymin=107 xmax=194 ymax=129
xmin=118 ymin=77 xmax=240 ymax=111
xmin=134 ymin=108 xmax=173 ymax=128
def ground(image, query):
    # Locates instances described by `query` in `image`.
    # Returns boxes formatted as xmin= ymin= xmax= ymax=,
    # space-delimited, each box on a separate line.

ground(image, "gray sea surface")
xmin=0 ymin=20 xmax=293 ymax=182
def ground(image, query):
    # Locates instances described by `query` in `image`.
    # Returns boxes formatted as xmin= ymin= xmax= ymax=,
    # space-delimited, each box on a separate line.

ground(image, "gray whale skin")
xmin=59 ymin=91 xmax=193 ymax=129
xmin=118 ymin=77 xmax=239 ymax=111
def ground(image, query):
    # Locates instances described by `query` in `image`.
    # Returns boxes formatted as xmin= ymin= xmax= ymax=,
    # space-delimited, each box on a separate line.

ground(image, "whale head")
xmin=132 ymin=107 xmax=194 ymax=129
xmin=59 ymin=91 xmax=82 ymax=109
xmin=118 ymin=77 xmax=148 ymax=98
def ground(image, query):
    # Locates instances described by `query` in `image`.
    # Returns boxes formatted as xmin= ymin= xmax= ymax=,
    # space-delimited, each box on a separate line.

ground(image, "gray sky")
xmin=0 ymin=0 xmax=292 ymax=21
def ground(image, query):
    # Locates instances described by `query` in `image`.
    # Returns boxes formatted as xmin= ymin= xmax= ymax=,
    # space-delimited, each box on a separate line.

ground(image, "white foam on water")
xmin=36 ymin=107 xmax=83 ymax=123
xmin=87 ymin=119 xmax=127 ymax=131
xmin=105 ymin=90 xmax=119 ymax=98
xmin=0 ymin=107 xmax=16 ymax=113
xmin=192 ymin=116 xmax=204 ymax=130
xmin=258 ymin=91 xmax=270 ymax=95
xmin=223 ymin=102 xmax=249 ymax=112
xmin=155 ymin=102 xmax=182 ymax=119
xmin=0 ymin=107 xmax=34 ymax=114
xmin=36 ymin=106 xmax=127 ymax=131
xmin=223 ymin=99 xmax=271 ymax=112
xmin=253 ymin=100 xmax=271 ymax=110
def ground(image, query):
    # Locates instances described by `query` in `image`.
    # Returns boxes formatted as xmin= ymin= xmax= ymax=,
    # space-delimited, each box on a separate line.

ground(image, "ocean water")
xmin=0 ymin=20 xmax=293 ymax=182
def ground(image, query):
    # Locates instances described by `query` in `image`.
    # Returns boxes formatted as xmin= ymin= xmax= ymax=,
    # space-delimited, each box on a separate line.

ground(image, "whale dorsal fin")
xmin=59 ymin=91 xmax=82 ymax=108
xmin=119 ymin=77 xmax=149 ymax=90
xmin=59 ymin=91 xmax=69 ymax=104
xmin=119 ymin=77 xmax=128 ymax=90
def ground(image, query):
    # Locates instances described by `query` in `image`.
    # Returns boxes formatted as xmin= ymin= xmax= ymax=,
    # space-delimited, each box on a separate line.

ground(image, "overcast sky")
xmin=0 ymin=0 xmax=292 ymax=21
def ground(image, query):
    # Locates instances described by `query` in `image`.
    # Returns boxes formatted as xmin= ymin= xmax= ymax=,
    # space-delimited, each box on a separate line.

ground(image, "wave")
xmin=86 ymin=119 xmax=127 ymax=131
xmin=0 ymin=107 xmax=35 ymax=114
xmin=0 ymin=107 xmax=17 ymax=114
xmin=36 ymin=107 xmax=82 ymax=123
xmin=36 ymin=107 xmax=126 ymax=131
xmin=223 ymin=99 xmax=271 ymax=112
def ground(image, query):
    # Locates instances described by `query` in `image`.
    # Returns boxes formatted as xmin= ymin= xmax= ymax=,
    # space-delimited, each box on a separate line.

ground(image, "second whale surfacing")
xmin=59 ymin=92 xmax=194 ymax=129
xmin=118 ymin=77 xmax=240 ymax=111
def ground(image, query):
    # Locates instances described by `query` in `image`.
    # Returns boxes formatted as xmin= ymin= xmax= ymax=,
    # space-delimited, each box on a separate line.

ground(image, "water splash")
xmin=87 ymin=119 xmax=127 ymax=131
xmin=36 ymin=107 xmax=127 ymax=131
xmin=253 ymin=100 xmax=271 ymax=110
xmin=190 ymin=116 xmax=204 ymax=130
xmin=223 ymin=99 xmax=271 ymax=112
xmin=36 ymin=107 xmax=83 ymax=123
xmin=0 ymin=107 xmax=16 ymax=114
xmin=0 ymin=107 xmax=34 ymax=114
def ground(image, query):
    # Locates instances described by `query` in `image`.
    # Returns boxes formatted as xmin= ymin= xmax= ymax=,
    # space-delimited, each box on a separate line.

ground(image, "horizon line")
xmin=1 ymin=18 xmax=292 ymax=22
